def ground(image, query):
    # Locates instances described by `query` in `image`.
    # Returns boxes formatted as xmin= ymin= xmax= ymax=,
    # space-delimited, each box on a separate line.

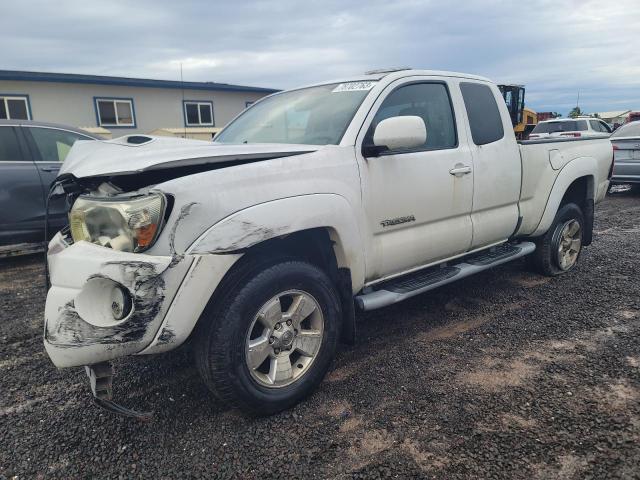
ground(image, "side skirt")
xmin=355 ymin=241 xmax=536 ymax=311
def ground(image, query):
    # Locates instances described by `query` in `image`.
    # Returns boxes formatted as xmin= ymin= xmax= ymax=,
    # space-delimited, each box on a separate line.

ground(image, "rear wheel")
xmin=194 ymin=258 xmax=341 ymax=415
xmin=529 ymin=203 xmax=584 ymax=276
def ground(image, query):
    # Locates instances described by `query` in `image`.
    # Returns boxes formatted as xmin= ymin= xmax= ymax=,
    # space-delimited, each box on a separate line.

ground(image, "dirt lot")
xmin=1 ymin=191 xmax=639 ymax=479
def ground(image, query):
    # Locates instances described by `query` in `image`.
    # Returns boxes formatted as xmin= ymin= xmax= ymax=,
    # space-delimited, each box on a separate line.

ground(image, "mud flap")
xmin=85 ymin=362 xmax=153 ymax=421
xmin=583 ymin=199 xmax=594 ymax=246
xmin=338 ymin=268 xmax=356 ymax=345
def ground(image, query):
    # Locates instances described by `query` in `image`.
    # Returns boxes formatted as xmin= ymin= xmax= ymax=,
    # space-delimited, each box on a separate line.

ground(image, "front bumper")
xmin=44 ymin=234 xmax=193 ymax=368
xmin=44 ymin=233 xmax=242 ymax=368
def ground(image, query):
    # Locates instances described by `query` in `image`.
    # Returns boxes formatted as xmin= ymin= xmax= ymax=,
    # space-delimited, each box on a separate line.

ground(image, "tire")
xmin=194 ymin=258 xmax=341 ymax=415
xmin=529 ymin=202 xmax=585 ymax=276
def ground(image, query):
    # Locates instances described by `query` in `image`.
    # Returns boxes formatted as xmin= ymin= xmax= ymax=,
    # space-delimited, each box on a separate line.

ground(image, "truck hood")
xmin=61 ymin=135 xmax=319 ymax=179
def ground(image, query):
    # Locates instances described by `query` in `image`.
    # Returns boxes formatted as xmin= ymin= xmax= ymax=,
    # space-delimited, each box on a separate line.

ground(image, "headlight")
xmin=69 ymin=193 xmax=166 ymax=252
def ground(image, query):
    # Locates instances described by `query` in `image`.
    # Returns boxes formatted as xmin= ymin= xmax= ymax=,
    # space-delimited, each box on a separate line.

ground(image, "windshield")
xmin=532 ymin=120 xmax=588 ymax=133
xmin=611 ymin=121 xmax=640 ymax=138
xmin=215 ymin=82 xmax=376 ymax=145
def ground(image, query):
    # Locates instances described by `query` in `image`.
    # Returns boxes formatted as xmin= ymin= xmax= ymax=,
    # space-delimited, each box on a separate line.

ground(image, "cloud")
xmin=2 ymin=0 xmax=639 ymax=115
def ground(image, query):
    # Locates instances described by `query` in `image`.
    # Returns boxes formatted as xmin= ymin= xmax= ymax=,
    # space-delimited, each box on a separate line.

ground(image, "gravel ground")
xmin=1 ymin=190 xmax=639 ymax=479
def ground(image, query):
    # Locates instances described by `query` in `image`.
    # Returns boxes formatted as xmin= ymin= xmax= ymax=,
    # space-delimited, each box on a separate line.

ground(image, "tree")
xmin=568 ymin=107 xmax=582 ymax=118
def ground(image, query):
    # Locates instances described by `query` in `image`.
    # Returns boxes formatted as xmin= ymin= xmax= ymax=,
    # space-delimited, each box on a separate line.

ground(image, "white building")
xmin=594 ymin=110 xmax=631 ymax=125
xmin=0 ymin=70 xmax=278 ymax=138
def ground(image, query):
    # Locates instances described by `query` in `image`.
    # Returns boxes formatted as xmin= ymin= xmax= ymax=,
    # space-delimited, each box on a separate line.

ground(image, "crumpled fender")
xmin=186 ymin=194 xmax=366 ymax=292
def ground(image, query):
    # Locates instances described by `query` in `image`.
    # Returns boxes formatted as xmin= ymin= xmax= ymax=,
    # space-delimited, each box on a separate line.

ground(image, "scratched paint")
xmin=46 ymin=261 xmax=166 ymax=347
xmin=168 ymin=202 xmax=199 ymax=267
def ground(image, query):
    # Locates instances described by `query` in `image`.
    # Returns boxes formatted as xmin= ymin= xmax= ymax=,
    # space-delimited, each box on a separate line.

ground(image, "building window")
xmin=183 ymin=101 xmax=214 ymax=126
xmin=95 ymin=98 xmax=136 ymax=127
xmin=0 ymin=95 xmax=31 ymax=120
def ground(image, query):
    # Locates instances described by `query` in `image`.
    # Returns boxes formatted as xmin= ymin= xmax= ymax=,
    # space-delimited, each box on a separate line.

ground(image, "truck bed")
xmin=516 ymin=137 xmax=613 ymax=236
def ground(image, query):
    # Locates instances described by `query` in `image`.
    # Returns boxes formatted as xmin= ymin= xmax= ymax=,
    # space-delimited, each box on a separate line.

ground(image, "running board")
xmin=355 ymin=241 xmax=536 ymax=311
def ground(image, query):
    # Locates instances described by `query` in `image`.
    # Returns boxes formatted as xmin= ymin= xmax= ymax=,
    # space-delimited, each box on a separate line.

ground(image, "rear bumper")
xmin=611 ymin=161 xmax=640 ymax=183
xmin=44 ymin=234 xmax=241 ymax=368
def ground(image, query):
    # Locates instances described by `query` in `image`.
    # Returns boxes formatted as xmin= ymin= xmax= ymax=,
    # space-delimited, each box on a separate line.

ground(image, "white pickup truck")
xmin=44 ymin=69 xmax=613 ymax=417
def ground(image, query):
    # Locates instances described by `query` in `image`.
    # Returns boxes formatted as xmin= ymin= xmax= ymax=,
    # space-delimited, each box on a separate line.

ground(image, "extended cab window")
xmin=366 ymin=82 xmax=456 ymax=150
xmin=460 ymin=82 xmax=504 ymax=145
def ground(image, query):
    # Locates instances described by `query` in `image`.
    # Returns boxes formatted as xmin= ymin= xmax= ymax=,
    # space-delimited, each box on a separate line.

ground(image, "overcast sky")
xmin=3 ymin=0 xmax=639 ymax=115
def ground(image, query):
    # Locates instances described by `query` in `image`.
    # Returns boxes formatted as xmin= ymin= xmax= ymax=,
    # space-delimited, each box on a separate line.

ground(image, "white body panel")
xmin=43 ymin=70 xmax=613 ymax=369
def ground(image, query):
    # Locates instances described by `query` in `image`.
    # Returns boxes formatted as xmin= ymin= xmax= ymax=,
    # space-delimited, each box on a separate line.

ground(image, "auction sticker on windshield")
xmin=332 ymin=81 xmax=377 ymax=92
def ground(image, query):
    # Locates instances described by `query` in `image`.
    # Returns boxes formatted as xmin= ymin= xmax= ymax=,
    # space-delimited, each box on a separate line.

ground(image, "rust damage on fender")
xmin=46 ymin=260 xmax=166 ymax=347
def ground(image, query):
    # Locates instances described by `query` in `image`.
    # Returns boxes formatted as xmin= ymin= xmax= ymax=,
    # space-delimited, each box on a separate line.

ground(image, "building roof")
xmin=0 ymin=69 xmax=279 ymax=94
xmin=595 ymin=110 xmax=631 ymax=119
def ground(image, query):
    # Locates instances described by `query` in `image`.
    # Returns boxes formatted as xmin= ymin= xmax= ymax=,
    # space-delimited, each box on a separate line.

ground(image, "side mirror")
xmin=373 ymin=116 xmax=427 ymax=152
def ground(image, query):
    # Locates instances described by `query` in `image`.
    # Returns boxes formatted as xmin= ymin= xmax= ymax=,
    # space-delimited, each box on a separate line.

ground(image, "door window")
xmin=460 ymin=82 xmax=505 ymax=145
xmin=29 ymin=128 xmax=91 ymax=162
xmin=366 ymin=82 xmax=457 ymax=151
xmin=0 ymin=127 xmax=23 ymax=161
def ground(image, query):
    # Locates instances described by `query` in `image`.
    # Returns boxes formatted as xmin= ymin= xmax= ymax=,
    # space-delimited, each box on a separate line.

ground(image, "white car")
xmin=529 ymin=117 xmax=612 ymax=139
xmin=43 ymin=69 xmax=614 ymax=417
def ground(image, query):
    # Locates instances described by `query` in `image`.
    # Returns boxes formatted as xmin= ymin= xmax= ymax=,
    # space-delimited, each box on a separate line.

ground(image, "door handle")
xmin=449 ymin=165 xmax=472 ymax=176
xmin=40 ymin=166 xmax=61 ymax=172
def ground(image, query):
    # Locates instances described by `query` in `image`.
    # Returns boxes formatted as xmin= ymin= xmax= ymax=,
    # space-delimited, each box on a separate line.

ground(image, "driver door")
xmin=357 ymin=79 xmax=475 ymax=281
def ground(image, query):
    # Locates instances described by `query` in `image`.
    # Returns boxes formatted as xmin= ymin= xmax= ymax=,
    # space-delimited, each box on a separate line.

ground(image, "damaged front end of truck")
xmin=44 ymin=173 xmax=196 ymax=418
xmin=43 ymin=135 xmax=317 ymax=418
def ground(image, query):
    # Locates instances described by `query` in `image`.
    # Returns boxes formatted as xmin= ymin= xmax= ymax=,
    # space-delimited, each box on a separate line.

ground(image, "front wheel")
xmin=194 ymin=259 xmax=341 ymax=415
xmin=529 ymin=202 xmax=584 ymax=276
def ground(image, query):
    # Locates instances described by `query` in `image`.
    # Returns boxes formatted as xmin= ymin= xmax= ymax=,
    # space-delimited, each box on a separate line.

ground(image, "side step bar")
xmin=355 ymin=241 xmax=536 ymax=311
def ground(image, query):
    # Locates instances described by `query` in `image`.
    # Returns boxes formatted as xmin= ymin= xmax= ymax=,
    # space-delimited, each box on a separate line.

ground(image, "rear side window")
xmin=0 ymin=127 xmax=23 ymax=161
xmin=598 ymin=121 xmax=612 ymax=133
xmin=28 ymin=128 xmax=90 ymax=162
xmin=532 ymin=120 xmax=588 ymax=133
xmin=589 ymin=120 xmax=607 ymax=132
xmin=366 ymin=82 xmax=457 ymax=150
xmin=575 ymin=120 xmax=588 ymax=131
xmin=460 ymin=82 xmax=504 ymax=145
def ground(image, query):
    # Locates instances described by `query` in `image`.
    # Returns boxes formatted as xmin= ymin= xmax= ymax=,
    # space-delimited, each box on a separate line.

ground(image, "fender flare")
xmin=186 ymin=194 xmax=366 ymax=292
xmin=531 ymin=156 xmax=595 ymax=237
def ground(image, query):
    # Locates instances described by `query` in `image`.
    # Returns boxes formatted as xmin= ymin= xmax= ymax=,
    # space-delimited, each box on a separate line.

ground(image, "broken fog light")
xmin=110 ymin=285 xmax=132 ymax=321
xmin=75 ymin=278 xmax=134 ymax=327
xmin=69 ymin=193 xmax=165 ymax=253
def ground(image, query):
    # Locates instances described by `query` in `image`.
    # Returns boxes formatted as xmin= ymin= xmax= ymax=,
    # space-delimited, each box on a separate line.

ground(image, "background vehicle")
xmin=498 ymin=84 xmax=539 ymax=140
xmin=610 ymin=120 xmax=640 ymax=188
xmin=529 ymin=118 xmax=612 ymax=139
xmin=0 ymin=120 xmax=96 ymax=255
xmin=43 ymin=70 xmax=613 ymax=417
xmin=498 ymin=84 xmax=525 ymax=128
